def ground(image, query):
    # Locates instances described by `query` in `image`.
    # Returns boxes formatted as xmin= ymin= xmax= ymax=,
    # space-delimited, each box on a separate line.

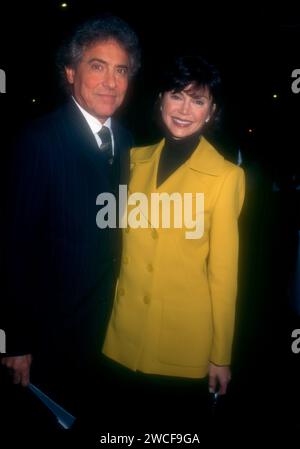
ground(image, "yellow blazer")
xmin=103 ymin=137 xmax=245 ymax=378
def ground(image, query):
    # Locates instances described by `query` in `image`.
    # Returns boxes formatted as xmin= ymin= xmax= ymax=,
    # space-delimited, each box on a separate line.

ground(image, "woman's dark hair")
xmin=159 ymin=55 xmax=222 ymax=108
xmin=56 ymin=14 xmax=141 ymax=92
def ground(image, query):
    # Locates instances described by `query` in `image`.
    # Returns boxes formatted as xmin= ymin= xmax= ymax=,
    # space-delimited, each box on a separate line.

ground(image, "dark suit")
xmin=3 ymin=99 xmax=131 ymax=414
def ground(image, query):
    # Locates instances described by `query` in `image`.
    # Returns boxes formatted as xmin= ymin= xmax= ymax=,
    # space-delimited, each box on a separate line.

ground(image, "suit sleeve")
xmin=208 ymin=166 xmax=245 ymax=365
xmin=2 ymin=127 xmax=49 ymax=355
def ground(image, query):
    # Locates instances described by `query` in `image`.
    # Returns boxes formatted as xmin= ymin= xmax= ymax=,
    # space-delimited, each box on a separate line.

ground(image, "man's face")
xmin=66 ymin=39 xmax=130 ymax=123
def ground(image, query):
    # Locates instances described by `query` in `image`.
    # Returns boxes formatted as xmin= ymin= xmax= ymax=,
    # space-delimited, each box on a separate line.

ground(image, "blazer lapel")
xmin=62 ymin=101 xmax=130 ymax=191
xmin=187 ymin=137 xmax=225 ymax=176
xmin=128 ymin=137 xmax=226 ymax=231
xmin=63 ymin=100 xmax=99 ymax=153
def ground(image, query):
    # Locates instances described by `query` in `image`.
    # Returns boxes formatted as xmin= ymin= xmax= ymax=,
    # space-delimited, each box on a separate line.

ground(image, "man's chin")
xmin=94 ymin=108 xmax=117 ymax=122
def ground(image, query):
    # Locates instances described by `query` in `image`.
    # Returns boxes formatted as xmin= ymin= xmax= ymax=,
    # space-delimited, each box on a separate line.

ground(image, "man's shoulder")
xmin=17 ymin=102 xmax=72 ymax=142
xmin=111 ymin=119 xmax=133 ymax=148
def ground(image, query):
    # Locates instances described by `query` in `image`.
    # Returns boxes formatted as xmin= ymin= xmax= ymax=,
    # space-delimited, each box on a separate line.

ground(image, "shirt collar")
xmin=72 ymin=96 xmax=112 ymax=134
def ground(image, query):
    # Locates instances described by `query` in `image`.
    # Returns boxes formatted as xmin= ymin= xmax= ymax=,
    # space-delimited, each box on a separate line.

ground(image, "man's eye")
xmin=91 ymin=63 xmax=102 ymax=71
xmin=117 ymin=67 xmax=128 ymax=76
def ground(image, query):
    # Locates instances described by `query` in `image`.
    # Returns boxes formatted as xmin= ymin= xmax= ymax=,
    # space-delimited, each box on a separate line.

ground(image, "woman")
xmin=102 ymin=55 xmax=245 ymax=430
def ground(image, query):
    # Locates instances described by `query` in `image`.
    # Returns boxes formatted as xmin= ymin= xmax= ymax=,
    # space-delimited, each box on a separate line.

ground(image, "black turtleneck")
xmin=157 ymin=132 xmax=201 ymax=187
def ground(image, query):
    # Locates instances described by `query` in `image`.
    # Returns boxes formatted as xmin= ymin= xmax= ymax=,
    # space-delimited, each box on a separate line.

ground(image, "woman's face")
xmin=161 ymin=84 xmax=215 ymax=139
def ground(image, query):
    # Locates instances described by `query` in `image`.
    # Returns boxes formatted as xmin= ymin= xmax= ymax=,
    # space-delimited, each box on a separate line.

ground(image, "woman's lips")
xmin=171 ymin=117 xmax=193 ymax=127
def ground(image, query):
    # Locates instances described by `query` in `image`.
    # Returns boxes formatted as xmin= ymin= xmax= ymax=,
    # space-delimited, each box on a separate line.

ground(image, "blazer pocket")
xmin=158 ymin=296 xmax=212 ymax=368
xmin=110 ymin=283 xmax=138 ymax=344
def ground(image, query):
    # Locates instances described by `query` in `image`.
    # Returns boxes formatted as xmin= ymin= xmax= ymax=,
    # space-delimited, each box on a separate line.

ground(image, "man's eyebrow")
xmin=87 ymin=58 xmax=129 ymax=69
xmin=87 ymin=58 xmax=107 ymax=64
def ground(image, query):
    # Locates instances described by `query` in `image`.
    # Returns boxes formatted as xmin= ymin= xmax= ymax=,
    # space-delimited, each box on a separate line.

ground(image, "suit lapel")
xmin=59 ymin=100 xmax=110 ymax=171
xmin=61 ymin=101 xmax=131 ymax=190
xmin=63 ymin=100 xmax=99 ymax=152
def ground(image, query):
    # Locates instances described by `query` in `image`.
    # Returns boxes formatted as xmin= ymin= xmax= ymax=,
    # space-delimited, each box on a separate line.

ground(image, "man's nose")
xmin=102 ymin=69 xmax=117 ymax=89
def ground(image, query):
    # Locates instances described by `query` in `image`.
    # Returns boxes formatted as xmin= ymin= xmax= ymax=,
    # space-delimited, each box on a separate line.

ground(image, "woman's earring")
xmin=205 ymin=117 xmax=210 ymax=123
xmin=159 ymin=93 xmax=163 ymax=111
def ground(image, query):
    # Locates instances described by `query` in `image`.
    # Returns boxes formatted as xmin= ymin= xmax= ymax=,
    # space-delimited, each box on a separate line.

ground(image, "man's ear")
xmin=65 ymin=66 xmax=75 ymax=84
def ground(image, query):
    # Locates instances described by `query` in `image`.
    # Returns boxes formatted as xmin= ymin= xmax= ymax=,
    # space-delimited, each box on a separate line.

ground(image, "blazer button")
xmin=119 ymin=288 xmax=125 ymax=296
xmin=123 ymin=256 xmax=129 ymax=264
xmin=143 ymin=295 xmax=150 ymax=305
xmin=147 ymin=264 xmax=153 ymax=272
xmin=125 ymin=227 xmax=130 ymax=234
xmin=151 ymin=229 xmax=158 ymax=240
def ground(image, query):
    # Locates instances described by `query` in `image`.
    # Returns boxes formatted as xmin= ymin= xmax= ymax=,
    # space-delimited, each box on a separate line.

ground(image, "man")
xmin=1 ymin=15 xmax=140 ymax=421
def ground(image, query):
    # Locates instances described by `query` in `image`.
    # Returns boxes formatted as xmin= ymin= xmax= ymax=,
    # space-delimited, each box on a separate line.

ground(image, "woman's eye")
xmin=170 ymin=94 xmax=181 ymax=100
xmin=194 ymin=99 xmax=205 ymax=106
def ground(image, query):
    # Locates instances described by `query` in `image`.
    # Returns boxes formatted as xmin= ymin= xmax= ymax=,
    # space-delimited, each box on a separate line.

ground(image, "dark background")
xmin=0 ymin=0 xmax=299 ymax=444
xmin=0 ymin=2 xmax=299 ymax=149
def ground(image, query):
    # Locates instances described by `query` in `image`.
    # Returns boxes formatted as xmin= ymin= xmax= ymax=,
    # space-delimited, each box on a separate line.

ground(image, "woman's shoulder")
xmin=219 ymin=158 xmax=245 ymax=188
xmin=193 ymin=137 xmax=244 ymax=178
xmin=223 ymin=158 xmax=244 ymax=176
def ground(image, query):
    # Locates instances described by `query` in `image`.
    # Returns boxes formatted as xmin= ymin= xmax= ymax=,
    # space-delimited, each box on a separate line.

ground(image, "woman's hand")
xmin=208 ymin=362 xmax=231 ymax=395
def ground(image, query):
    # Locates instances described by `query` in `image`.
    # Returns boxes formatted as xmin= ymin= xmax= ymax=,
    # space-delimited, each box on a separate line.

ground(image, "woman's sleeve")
xmin=208 ymin=166 xmax=245 ymax=365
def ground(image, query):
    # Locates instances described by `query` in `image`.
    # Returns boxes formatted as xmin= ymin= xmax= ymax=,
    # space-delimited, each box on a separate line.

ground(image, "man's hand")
xmin=1 ymin=354 xmax=32 ymax=386
xmin=208 ymin=362 xmax=231 ymax=395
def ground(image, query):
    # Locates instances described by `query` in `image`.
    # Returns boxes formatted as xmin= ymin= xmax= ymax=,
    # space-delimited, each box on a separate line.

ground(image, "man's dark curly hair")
xmin=56 ymin=14 xmax=141 ymax=92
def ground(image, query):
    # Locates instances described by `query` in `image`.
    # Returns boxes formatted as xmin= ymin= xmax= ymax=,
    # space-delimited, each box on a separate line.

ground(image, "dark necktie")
xmin=98 ymin=126 xmax=113 ymax=164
